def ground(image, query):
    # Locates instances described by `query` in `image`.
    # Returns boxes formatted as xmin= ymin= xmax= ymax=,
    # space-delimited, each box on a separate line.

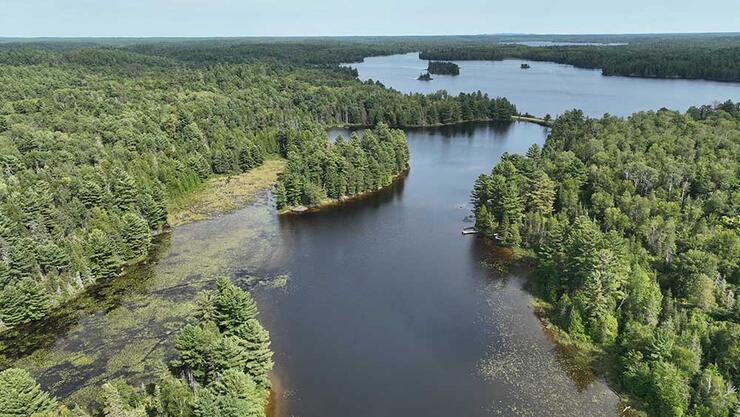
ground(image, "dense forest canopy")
xmin=3 ymin=33 xmax=739 ymax=80
xmin=471 ymin=102 xmax=740 ymax=417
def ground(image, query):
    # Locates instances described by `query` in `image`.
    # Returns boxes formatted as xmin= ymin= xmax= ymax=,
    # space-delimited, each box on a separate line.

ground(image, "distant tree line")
xmin=471 ymin=102 xmax=740 ymax=417
xmin=0 ymin=277 xmax=273 ymax=417
xmin=421 ymin=41 xmax=740 ymax=82
xmin=275 ymin=124 xmax=409 ymax=209
xmin=427 ymin=61 xmax=460 ymax=76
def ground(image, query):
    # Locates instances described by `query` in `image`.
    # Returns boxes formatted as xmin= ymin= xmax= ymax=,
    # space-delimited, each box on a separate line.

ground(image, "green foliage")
xmin=427 ymin=61 xmax=460 ymax=76
xmin=0 ymin=368 xmax=57 ymax=416
xmin=121 ymin=213 xmax=151 ymax=260
xmin=471 ymin=103 xmax=740 ymax=416
xmin=277 ymin=124 xmax=410 ymax=209
xmin=0 ymin=278 xmax=50 ymax=327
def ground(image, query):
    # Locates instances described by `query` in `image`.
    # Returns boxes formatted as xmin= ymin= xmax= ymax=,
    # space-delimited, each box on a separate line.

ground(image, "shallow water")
xmin=346 ymin=52 xmax=740 ymax=117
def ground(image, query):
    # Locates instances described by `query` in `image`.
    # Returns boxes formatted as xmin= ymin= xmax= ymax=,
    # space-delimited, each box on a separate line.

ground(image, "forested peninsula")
xmin=471 ymin=101 xmax=740 ymax=417
xmin=275 ymin=124 xmax=409 ymax=211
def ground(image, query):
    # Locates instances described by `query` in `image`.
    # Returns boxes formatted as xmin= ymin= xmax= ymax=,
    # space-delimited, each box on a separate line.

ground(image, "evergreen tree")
xmin=0 ymin=278 xmax=51 ymax=326
xmin=121 ymin=213 xmax=152 ymax=260
xmin=88 ymin=229 xmax=121 ymax=280
xmin=0 ymin=368 xmax=57 ymax=416
xmin=101 ymin=382 xmax=146 ymax=417
xmin=213 ymin=277 xmax=258 ymax=333
xmin=36 ymin=242 xmax=70 ymax=276
xmin=9 ymin=237 xmax=37 ymax=280
xmin=111 ymin=169 xmax=137 ymax=210
xmin=140 ymin=192 xmax=167 ymax=231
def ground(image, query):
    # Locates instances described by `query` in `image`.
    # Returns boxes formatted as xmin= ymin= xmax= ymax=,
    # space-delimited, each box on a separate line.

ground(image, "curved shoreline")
xmin=280 ymin=167 xmax=409 ymax=215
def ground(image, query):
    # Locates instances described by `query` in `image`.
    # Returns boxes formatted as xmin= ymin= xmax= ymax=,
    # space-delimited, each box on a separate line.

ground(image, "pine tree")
xmin=0 ymin=368 xmax=57 ymax=415
xmin=9 ymin=237 xmax=37 ymax=280
xmin=0 ymin=278 xmax=51 ymax=326
xmin=239 ymin=319 xmax=273 ymax=389
xmin=213 ymin=277 xmax=258 ymax=333
xmin=527 ymin=171 xmax=556 ymax=215
xmin=192 ymin=390 xmax=220 ymax=417
xmin=101 ymin=382 xmax=146 ymax=417
xmin=470 ymin=174 xmax=491 ymax=211
xmin=79 ymin=178 xmax=104 ymax=208
xmin=140 ymin=192 xmax=166 ymax=231
xmin=88 ymin=229 xmax=121 ymax=280
xmin=111 ymin=169 xmax=137 ymax=210
xmin=36 ymin=242 xmax=70 ymax=276
xmin=274 ymin=182 xmax=287 ymax=209
xmin=474 ymin=205 xmax=494 ymax=235
xmin=121 ymin=212 xmax=152 ymax=260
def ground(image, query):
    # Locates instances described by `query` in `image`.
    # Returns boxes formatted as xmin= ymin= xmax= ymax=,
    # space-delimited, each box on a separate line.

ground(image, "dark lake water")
xmin=259 ymin=122 xmax=617 ymax=417
xmin=346 ymin=52 xmax=740 ymax=117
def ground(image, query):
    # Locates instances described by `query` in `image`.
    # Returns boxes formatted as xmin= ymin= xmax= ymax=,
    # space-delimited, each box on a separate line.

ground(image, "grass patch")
xmin=168 ymin=159 xmax=285 ymax=226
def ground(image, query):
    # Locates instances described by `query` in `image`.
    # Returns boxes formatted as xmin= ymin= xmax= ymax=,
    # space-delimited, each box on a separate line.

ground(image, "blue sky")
xmin=1 ymin=0 xmax=738 ymax=37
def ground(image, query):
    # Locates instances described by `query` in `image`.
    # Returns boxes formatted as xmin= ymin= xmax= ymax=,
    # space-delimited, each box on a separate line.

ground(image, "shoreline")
xmin=279 ymin=167 xmax=409 ymax=215
xmin=325 ymin=117 xmax=532 ymax=131
xmin=483 ymin=242 xmax=631 ymax=416
xmin=511 ymin=115 xmax=554 ymax=127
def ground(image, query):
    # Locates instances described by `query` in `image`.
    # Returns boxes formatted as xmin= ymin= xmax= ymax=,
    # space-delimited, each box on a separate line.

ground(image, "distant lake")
xmin=346 ymin=53 xmax=740 ymax=117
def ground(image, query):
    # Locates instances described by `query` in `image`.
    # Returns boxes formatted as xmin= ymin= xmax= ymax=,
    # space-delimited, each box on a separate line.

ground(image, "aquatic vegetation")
xmin=2 ymin=197 xmax=285 ymax=406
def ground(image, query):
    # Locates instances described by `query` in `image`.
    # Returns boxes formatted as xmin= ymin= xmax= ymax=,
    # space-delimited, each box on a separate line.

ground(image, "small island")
xmin=520 ymin=63 xmax=531 ymax=69
xmin=417 ymin=72 xmax=433 ymax=81
xmin=427 ymin=61 xmax=460 ymax=76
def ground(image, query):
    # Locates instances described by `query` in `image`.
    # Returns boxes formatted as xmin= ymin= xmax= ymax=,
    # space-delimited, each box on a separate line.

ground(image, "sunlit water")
xmin=346 ymin=52 xmax=740 ymax=117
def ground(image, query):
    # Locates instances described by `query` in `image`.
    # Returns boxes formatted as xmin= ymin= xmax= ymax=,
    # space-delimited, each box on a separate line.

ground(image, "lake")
xmin=260 ymin=121 xmax=617 ymax=417
xmin=345 ymin=52 xmax=740 ymax=117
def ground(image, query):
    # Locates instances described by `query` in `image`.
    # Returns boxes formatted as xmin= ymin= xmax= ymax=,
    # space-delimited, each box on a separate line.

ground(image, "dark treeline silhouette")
xmin=427 ymin=61 xmax=460 ymax=76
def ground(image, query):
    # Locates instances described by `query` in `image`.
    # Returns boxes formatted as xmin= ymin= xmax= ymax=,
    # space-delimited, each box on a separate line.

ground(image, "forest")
xmin=427 ymin=61 xmax=460 ymax=76
xmin=274 ymin=124 xmax=409 ymax=210
xmin=420 ymin=37 xmax=740 ymax=82
xmin=471 ymin=101 xmax=740 ymax=417
xmin=0 ymin=277 xmax=274 ymax=417
xmin=0 ymin=45 xmax=516 ymax=331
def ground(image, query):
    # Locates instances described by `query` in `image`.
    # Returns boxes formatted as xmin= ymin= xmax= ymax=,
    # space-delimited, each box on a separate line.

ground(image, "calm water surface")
xmin=346 ymin=53 xmax=740 ymax=117
xmin=259 ymin=122 xmax=617 ymax=417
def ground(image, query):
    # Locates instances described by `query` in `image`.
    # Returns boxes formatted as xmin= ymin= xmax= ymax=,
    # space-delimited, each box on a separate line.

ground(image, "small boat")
xmin=462 ymin=227 xmax=478 ymax=235
xmin=521 ymin=63 xmax=531 ymax=69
